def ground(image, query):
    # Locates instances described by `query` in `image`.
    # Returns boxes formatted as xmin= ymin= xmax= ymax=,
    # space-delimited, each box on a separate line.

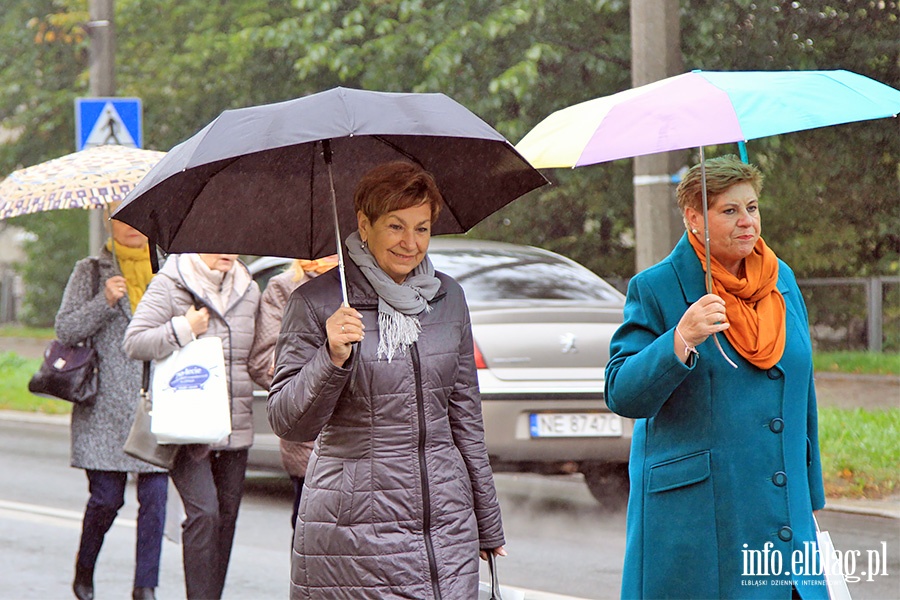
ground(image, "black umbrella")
xmin=113 ymin=87 xmax=548 ymax=302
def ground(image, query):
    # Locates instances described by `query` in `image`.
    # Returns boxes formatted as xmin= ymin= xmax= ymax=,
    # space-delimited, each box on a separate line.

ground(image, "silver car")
xmin=248 ymin=238 xmax=632 ymax=508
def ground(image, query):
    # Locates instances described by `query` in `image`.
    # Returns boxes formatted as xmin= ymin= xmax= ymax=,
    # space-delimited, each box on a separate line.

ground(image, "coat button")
xmin=769 ymin=418 xmax=785 ymax=433
xmin=772 ymin=471 xmax=787 ymax=487
xmin=778 ymin=526 xmax=793 ymax=542
xmin=767 ymin=368 xmax=783 ymax=380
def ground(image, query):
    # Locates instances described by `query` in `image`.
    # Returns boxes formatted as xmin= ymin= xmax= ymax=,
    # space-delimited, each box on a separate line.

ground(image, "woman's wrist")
xmin=675 ymin=327 xmax=699 ymax=362
xmin=171 ymin=315 xmax=195 ymax=346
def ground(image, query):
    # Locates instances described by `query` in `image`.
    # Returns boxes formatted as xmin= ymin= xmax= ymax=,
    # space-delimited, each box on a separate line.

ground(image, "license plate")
xmin=529 ymin=412 xmax=623 ymax=438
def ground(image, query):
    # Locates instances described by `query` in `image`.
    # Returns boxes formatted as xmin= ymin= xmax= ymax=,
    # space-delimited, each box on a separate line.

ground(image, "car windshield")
xmin=429 ymin=248 xmax=622 ymax=303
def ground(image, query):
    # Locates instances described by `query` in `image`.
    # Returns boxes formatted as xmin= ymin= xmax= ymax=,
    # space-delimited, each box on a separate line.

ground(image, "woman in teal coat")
xmin=605 ymin=155 xmax=827 ymax=599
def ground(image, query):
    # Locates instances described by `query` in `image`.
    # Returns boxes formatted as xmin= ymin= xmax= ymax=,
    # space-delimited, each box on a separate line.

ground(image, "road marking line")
xmin=0 ymin=500 xmax=594 ymax=600
xmin=0 ymin=499 xmax=136 ymax=528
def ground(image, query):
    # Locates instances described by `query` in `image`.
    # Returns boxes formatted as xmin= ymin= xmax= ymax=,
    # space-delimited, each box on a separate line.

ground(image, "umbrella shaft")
xmin=699 ymin=147 xmax=713 ymax=294
xmin=325 ymin=154 xmax=350 ymax=306
xmin=698 ymin=146 xmax=738 ymax=369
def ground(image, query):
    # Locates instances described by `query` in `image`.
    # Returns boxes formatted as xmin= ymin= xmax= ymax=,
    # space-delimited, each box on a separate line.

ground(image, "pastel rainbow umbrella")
xmin=517 ymin=69 xmax=900 ymax=366
xmin=516 ymin=69 xmax=900 ymax=168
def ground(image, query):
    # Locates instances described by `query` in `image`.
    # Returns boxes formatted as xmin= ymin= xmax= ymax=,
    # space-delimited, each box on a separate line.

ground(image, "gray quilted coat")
xmin=56 ymin=248 xmax=165 ymax=473
xmin=123 ymin=254 xmax=260 ymax=449
xmin=268 ymin=258 xmax=505 ymax=600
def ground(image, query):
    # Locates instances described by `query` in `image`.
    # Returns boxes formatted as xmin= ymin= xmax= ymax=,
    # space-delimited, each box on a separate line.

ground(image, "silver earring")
xmin=691 ymin=228 xmax=699 ymax=234
xmin=361 ymin=239 xmax=368 ymax=250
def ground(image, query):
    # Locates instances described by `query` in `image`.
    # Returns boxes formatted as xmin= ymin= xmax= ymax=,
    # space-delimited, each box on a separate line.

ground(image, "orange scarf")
xmin=292 ymin=255 xmax=339 ymax=281
xmin=688 ymin=233 xmax=786 ymax=369
xmin=294 ymin=254 xmax=338 ymax=281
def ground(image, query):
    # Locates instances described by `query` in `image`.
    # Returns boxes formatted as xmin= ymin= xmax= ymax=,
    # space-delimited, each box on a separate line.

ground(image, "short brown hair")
xmin=353 ymin=161 xmax=443 ymax=225
xmin=676 ymin=154 xmax=763 ymax=215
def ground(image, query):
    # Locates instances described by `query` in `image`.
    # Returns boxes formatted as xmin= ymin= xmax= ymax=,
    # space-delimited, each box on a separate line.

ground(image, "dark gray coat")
xmin=268 ymin=258 xmax=505 ymax=600
xmin=123 ymin=254 xmax=260 ymax=449
xmin=56 ymin=248 xmax=165 ymax=473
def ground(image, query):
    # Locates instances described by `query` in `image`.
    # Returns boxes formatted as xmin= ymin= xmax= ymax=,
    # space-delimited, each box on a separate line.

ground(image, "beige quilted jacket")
xmin=123 ymin=254 xmax=260 ymax=449
xmin=248 ymin=267 xmax=314 ymax=477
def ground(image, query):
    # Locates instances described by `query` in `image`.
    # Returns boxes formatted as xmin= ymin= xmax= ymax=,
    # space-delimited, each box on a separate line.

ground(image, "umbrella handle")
xmin=699 ymin=147 xmax=738 ymax=370
xmin=101 ymin=201 xmax=121 ymax=272
xmin=323 ymin=140 xmax=350 ymax=307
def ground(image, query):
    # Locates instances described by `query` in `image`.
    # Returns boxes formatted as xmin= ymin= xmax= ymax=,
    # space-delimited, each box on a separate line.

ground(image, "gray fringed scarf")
xmin=346 ymin=230 xmax=441 ymax=362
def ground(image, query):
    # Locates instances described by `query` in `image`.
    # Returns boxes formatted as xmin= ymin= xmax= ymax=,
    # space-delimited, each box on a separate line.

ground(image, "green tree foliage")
xmin=0 ymin=0 xmax=320 ymax=324
xmin=0 ymin=0 xmax=90 ymax=325
xmin=241 ymin=0 xmax=637 ymax=277
xmin=233 ymin=0 xmax=900 ymax=279
xmin=15 ymin=210 xmax=89 ymax=326
xmin=0 ymin=0 xmax=85 ymax=168
xmin=114 ymin=0 xmax=310 ymax=150
xmin=1 ymin=0 xmax=897 ymax=325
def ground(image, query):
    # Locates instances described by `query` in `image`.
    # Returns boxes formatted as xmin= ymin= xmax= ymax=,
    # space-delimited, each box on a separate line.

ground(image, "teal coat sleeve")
xmin=605 ymin=273 xmax=695 ymax=419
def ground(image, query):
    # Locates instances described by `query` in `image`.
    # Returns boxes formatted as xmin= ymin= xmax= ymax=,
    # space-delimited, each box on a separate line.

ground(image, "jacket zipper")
xmin=412 ymin=343 xmax=442 ymax=600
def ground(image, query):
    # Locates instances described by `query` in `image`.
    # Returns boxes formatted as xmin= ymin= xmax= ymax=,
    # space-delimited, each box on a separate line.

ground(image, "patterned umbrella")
xmin=0 ymin=144 xmax=165 ymax=220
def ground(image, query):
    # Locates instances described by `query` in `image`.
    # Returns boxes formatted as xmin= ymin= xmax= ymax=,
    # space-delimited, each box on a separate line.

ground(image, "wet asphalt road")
xmin=1 ymin=413 xmax=898 ymax=600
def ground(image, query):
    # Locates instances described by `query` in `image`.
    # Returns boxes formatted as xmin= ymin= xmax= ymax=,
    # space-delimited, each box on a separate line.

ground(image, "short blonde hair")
xmin=676 ymin=154 xmax=763 ymax=216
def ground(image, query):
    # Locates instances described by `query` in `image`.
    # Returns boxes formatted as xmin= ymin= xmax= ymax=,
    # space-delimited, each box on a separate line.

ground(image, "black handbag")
xmin=28 ymin=260 xmax=100 ymax=405
xmin=122 ymin=361 xmax=178 ymax=469
xmin=28 ymin=340 xmax=99 ymax=404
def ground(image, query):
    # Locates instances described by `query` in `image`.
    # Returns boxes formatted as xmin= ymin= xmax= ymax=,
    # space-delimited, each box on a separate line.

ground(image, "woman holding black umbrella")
xmin=605 ymin=155 xmax=827 ymax=599
xmin=268 ymin=161 xmax=506 ymax=599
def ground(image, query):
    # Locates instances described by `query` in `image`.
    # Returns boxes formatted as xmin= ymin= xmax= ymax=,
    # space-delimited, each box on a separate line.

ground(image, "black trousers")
xmin=170 ymin=447 xmax=248 ymax=600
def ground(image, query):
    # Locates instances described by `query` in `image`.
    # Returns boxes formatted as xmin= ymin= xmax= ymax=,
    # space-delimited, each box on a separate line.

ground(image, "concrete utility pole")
xmin=87 ymin=0 xmax=115 ymax=256
xmin=630 ymin=0 xmax=685 ymax=271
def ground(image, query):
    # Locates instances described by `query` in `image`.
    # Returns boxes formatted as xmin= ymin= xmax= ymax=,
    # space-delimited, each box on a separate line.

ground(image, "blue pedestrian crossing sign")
xmin=75 ymin=97 xmax=143 ymax=150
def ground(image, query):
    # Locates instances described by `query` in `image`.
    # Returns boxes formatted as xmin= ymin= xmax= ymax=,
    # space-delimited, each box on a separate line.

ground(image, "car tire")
xmin=581 ymin=462 xmax=629 ymax=512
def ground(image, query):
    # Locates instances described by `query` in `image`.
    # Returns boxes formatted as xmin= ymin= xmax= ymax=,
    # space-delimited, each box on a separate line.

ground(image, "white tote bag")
xmin=816 ymin=516 xmax=852 ymax=600
xmin=151 ymin=336 xmax=232 ymax=445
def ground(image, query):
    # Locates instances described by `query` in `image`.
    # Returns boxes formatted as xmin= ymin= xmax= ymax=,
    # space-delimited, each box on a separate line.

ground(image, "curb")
xmin=822 ymin=500 xmax=900 ymax=521
xmin=3 ymin=410 xmax=897 ymax=522
xmin=814 ymin=371 xmax=900 ymax=385
xmin=0 ymin=409 xmax=69 ymax=426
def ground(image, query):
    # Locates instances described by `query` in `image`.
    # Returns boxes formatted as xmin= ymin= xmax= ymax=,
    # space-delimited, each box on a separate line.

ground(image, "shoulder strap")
xmin=90 ymin=258 xmax=100 ymax=296
xmin=83 ymin=258 xmax=102 ymax=350
xmin=142 ymin=360 xmax=151 ymax=394
xmin=149 ymin=241 xmax=159 ymax=274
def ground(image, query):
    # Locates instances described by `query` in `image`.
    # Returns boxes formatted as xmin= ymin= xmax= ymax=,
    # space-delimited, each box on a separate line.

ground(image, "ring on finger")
xmin=341 ymin=325 xmax=345 ymax=332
